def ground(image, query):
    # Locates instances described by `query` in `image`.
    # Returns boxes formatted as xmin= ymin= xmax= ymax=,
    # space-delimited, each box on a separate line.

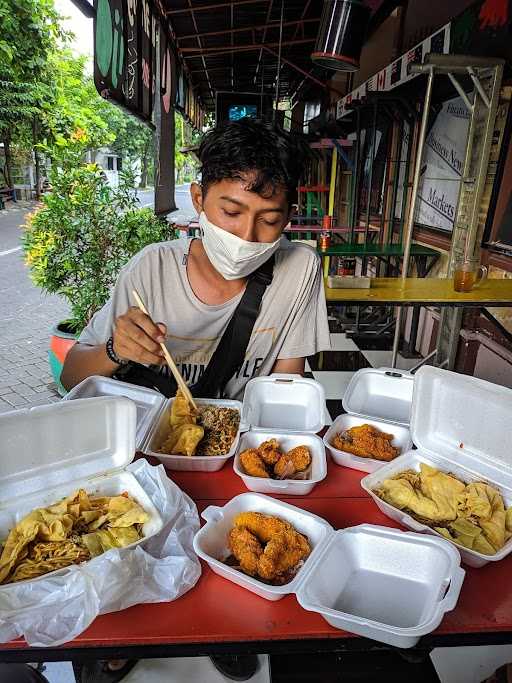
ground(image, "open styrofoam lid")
xmin=241 ymin=374 xmax=326 ymax=434
xmin=342 ymin=367 xmax=414 ymax=426
xmin=63 ymin=376 xmax=165 ymax=448
xmin=0 ymin=396 xmax=136 ymax=504
xmin=411 ymin=366 xmax=512 ymax=478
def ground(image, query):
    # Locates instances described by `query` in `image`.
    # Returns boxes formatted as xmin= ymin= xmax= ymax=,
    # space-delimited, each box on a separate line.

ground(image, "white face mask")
xmin=199 ymin=211 xmax=282 ymax=280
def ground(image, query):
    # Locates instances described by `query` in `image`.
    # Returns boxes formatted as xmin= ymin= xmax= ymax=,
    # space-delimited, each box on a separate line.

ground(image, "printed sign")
xmin=415 ymin=96 xmax=470 ymax=232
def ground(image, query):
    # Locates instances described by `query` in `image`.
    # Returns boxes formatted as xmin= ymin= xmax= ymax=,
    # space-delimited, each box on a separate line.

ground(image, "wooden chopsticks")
xmin=131 ymin=289 xmax=198 ymax=411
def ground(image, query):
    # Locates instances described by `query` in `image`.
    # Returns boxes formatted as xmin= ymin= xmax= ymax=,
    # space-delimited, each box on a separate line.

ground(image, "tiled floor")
xmin=42 ymin=656 xmax=270 ymax=683
xmin=307 ymin=327 xmax=419 ymax=423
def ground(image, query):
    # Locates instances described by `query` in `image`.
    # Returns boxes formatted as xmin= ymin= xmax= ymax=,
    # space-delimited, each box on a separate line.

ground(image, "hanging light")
xmin=311 ymin=0 xmax=371 ymax=72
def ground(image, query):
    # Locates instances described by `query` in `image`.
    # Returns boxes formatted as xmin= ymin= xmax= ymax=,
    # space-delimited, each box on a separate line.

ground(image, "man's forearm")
xmin=61 ymin=343 xmax=120 ymax=391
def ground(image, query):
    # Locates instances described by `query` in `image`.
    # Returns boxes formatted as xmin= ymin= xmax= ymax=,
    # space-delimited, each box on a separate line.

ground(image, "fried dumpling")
xmin=170 ymin=390 xmax=197 ymax=427
xmin=160 ymin=422 xmax=204 ymax=456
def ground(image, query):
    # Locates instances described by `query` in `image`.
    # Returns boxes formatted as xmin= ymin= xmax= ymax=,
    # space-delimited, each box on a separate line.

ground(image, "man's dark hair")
xmin=198 ymin=119 xmax=307 ymax=205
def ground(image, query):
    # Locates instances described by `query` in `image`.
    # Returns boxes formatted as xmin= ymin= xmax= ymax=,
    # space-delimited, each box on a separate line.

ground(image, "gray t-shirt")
xmin=79 ymin=237 xmax=331 ymax=400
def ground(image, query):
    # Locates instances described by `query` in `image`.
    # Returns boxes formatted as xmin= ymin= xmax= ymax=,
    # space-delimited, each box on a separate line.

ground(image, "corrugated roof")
xmin=161 ymin=0 xmax=341 ymax=112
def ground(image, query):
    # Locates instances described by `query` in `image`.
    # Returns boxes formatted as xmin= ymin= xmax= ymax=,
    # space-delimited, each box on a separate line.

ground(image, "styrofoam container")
xmin=143 ymin=398 xmax=243 ymax=472
xmin=324 ymin=414 xmax=412 ymax=474
xmin=343 ymin=367 xmax=414 ymax=427
xmin=323 ymin=367 xmax=413 ymax=473
xmin=241 ymin=374 xmax=326 ymax=434
xmin=193 ymin=493 xmax=333 ymax=600
xmin=0 ymin=397 xmax=163 ymax=587
xmin=297 ymin=525 xmax=465 ymax=648
xmin=362 ymin=366 xmax=512 ymax=568
xmin=193 ymin=496 xmax=465 ymax=646
xmin=233 ymin=375 xmax=327 ymax=494
xmin=62 ymin=375 xmax=166 ymax=450
xmin=233 ymin=432 xmax=327 ymax=495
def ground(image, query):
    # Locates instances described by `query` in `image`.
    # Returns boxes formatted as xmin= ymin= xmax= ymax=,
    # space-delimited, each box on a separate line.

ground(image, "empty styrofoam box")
xmin=143 ymin=398 xmax=243 ymax=472
xmin=324 ymin=414 xmax=412 ymax=474
xmin=343 ymin=367 xmax=414 ymax=427
xmin=0 ymin=397 xmax=163 ymax=587
xmin=63 ymin=375 xmax=166 ymax=450
xmin=296 ymin=525 xmax=464 ymax=649
xmin=193 ymin=493 xmax=333 ymax=601
xmin=362 ymin=366 xmax=512 ymax=568
xmin=234 ymin=432 xmax=327 ymax=495
xmin=241 ymin=374 xmax=326 ymax=434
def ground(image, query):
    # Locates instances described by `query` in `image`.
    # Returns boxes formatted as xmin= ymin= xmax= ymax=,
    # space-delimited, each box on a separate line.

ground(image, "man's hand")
xmin=113 ymin=307 xmax=167 ymax=365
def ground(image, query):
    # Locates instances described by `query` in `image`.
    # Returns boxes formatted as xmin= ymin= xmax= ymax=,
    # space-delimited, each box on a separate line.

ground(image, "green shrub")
xmin=23 ymin=135 xmax=176 ymax=333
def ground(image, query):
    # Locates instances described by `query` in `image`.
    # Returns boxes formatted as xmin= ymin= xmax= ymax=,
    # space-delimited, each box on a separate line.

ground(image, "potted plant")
xmin=23 ymin=133 xmax=176 ymax=394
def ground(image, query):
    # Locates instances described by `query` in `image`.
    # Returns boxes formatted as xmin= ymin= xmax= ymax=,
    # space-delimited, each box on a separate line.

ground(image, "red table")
xmin=2 ymin=460 xmax=512 ymax=662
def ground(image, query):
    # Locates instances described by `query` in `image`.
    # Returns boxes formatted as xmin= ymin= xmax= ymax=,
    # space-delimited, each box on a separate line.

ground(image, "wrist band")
xmin=106 ymin=336 xmax=127 ymax=366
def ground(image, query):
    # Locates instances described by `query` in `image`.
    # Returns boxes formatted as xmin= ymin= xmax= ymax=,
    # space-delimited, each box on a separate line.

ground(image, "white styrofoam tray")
xmin=143 ymin=398 xmax=243 ymax=472
xmin=241 ymin=374 xmax=326 ymax=434
xmin=233 ymin=432 xmax=327 ymax=495
xmin=193 ymin=493 xmax=333 ymax=600
xmin=361 ymin=366 xmax=512 ymax=567
xmin=193 ymin=495 xmax=464 ymax=647
xmin=143 ymin=374 xmax=327 ymax=474
xmin=0 ymin=397 xmax=163 ymax=586
xmin=62 ymin=375 xmax=166 ymax=450
xmin=297 ymin=524 xmax=464 ymax=649
xmin=343 ymin=367 xmax=414 ymax=427
xmin=323 ymin=414 xmax=412 ymax=474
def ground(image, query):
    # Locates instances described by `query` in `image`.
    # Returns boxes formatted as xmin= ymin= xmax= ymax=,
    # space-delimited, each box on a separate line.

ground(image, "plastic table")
xmin=324 ymin=277 xmax=512 ymax=306
xmin=2 ymin=459 xmax=512 ymax=662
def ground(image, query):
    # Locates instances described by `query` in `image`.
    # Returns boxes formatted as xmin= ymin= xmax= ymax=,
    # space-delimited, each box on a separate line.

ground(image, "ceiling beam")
xmin=187 ymin=0 xmax=214 ymax=101
xmin=167 ymin=0 xmax=269 ymax=15
xmin=181 ymin=38 xmax=315 ymax=56
xmin=177 ymin=17 xmax=319 ymax=42
xmin=263 ymin=46 xmax=341 ymax=94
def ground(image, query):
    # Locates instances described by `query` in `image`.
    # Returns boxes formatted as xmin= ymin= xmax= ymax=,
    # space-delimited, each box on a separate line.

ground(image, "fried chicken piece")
xmin=233 ymin=512 xmax=293 ymax=543
xmin=257 ymin=439 xmax=282 ymax=466
xmin=257 ymin=529 xmax=311 ymax=581
xmin=240 ymin=448 xmax=269 ymax=478
xmin=332 ymin=424 xmax=399 ymax=462
xmin=228 ymin=527 xmax=263 ymax=576
xmin=274 ymin=445 xmax=312 ymax=479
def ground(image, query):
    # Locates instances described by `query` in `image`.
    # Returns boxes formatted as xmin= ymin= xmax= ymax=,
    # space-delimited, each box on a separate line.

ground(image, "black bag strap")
xmin=115 ymin=254 xmax=275 ymax=398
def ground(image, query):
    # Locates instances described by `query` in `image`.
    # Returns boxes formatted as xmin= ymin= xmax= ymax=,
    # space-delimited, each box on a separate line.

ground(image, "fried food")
xmin=257 ymin=529 xmax=311 ymax=581
xmin=375 ymin=463 xmax=512 ymax=556
xmin=234 ymin=511 xmax=293 ymax=543
xmin=0 ymin=489 xmax=149 ymax=584
xmin=226 ymin=512 xmax=311 ymax=584
xmin=158 ymin=391 xmax=240 ymax=457
xmin=239 ymin=449 xmax=269 ymax=478
xmin=196 ymin=406 xmax=240 ymax=456
xmin=228 ymin=527 xmax=263 ymax=576
xmin=274 ymin=446 xmax=312 ymax=479
xmin=258 ymin=439 xmax=282 ymax=466
xmin=239 ymin=441 xmax=312 ymax=480
xmin=332 ymin=423 xmax=400 ymax=462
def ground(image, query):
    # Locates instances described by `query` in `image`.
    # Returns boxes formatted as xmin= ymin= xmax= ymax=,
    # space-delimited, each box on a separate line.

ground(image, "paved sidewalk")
xmin=0 ymin=202 xmax=69 ymax=413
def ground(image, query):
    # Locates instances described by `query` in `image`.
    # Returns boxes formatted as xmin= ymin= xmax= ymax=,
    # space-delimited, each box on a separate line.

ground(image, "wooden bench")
xmin=0 ymin=187 xmax=15 ymax=209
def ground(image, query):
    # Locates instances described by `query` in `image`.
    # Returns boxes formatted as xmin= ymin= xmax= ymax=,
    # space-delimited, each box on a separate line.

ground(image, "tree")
xmin=0 ymin=0 xmax=64 ymax=191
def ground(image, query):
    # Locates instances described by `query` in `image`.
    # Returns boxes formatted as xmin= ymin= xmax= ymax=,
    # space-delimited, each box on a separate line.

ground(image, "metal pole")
xmin=274 ymin=0 xmax=284 ymax=124
xmin=350 ymin=108 xmax=361 ymax=244
xmin=391 ymin=65 xmax=435 ymax=368
xmin=365 ymin=102 xmax=378 ymax=247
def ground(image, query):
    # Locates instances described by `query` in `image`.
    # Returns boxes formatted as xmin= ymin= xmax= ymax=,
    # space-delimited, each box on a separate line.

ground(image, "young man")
xmin=61 ymin=119 xmax=331 ymax=398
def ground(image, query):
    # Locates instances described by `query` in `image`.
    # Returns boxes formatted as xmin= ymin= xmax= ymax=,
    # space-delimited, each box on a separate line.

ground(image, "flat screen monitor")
xmin=228 ymin=104 xmax=258 ymax=121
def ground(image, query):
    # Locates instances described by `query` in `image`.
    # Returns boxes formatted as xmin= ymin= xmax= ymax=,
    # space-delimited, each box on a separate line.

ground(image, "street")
xmin=137 ymin=183 xmax=197 ymax=215
xmin=0 ymin=203 xmax=68 ymax=413
xmin=0 ymin=184 xmax=196 ymax=415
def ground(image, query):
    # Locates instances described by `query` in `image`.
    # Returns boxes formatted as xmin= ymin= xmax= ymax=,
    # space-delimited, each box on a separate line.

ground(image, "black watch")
xmin=106 ymin=336 xmax=128 ymax=366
